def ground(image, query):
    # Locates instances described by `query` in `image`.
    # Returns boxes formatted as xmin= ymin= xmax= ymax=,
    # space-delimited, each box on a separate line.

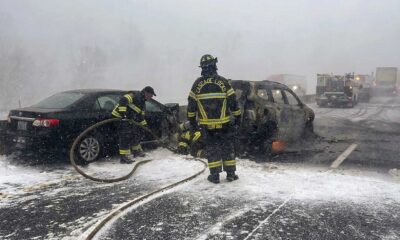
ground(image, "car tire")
xmin=75 ymin=133 xmax=103 ymax=165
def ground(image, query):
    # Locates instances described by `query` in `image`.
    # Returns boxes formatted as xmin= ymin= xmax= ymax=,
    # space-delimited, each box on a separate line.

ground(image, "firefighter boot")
xmin=207 ymin=173 xmax=220 ymax=184
xmin=120 ymin=154 xmax=135 ymax=164
xmin=133 ymin=150 xmax=146 ymax=158
xmin=132 ymin=145 xmax=146 ymax=158
xmin=226 ymin=172 xmax=239 ymax=182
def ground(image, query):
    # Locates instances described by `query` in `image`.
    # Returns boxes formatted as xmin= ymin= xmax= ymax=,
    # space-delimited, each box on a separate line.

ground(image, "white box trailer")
xmin=373 ymin=67 xmax=398 ymax=96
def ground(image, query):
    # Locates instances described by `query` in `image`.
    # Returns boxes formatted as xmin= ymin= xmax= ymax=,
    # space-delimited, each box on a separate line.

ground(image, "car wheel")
xmin=76 ymin=134 xmax=103 ymax=165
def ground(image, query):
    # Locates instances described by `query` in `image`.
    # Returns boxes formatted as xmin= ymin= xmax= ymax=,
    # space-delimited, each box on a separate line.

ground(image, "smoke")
xmin=0 ymin=0 xmax=399 ymax=109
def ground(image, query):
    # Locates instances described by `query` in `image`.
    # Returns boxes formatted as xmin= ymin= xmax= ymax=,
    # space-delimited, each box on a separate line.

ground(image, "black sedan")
xmin=4 ymin=89 xmax=180 ymax=164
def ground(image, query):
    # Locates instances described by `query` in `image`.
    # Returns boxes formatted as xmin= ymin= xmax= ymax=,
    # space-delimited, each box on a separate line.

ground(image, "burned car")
xmin=3 ymin=89 xmax=179 ymax=164
xmin=231 ymin=80 xmax=315 ymax=154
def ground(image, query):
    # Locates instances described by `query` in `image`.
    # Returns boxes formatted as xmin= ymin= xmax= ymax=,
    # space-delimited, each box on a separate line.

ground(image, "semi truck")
xmin=373 ymin=67 xmax=398 ymax=96
xmin=316 ymin=73 xmax=360 ymax=108
xmin=267 ymin=74 xmax=307 ymax=97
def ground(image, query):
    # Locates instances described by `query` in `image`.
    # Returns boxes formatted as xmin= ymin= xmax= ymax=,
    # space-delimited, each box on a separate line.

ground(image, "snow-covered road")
xmin=93 ymin=157 xmax=400 ymax=240
xmin=1 ymin=97 xmax=400 ymax=239
xmin=0 ymin=149 xmax=399 ymax=239
xmin=311 ymin=97 xmax=400 ymax=124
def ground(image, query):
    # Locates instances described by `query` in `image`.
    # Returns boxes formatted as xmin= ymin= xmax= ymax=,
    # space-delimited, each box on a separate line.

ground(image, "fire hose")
xmin=69 ymin=118 xmax=207 ymax=183
xmin=69 ymin=118 xmax=208 ymax=239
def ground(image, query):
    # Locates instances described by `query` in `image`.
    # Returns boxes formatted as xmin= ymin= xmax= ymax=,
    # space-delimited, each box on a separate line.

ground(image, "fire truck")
xmin=316 ymin=73 xmax=360 ymax=108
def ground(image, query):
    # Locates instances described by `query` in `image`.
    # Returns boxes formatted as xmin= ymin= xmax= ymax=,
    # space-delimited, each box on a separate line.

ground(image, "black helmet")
xmin=199 ymin=54 xmax=218 ymax=68
xmin=142 ymin=86 xmax=156 ymax=96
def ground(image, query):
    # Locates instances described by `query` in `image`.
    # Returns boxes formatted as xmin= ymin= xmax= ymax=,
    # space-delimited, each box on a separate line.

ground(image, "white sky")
xmin=1 ymin=0 xmax=400 ymax=106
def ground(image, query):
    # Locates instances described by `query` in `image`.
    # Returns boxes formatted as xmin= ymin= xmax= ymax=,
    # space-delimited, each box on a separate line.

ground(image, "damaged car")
xmin=231 ymin=80 xmax=315 ymax=154
xmin=178 ymin=80 xmax=315 ymax=155
xmin=2 ymin=89 xmax=180 ymax=164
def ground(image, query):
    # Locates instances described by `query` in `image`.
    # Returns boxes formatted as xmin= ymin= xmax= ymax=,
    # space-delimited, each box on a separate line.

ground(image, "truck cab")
xmin=316 ymin=73 xmax=360 ymax=108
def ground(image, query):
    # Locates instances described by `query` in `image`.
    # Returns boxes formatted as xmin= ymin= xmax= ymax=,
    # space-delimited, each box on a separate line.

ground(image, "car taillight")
xmin=32 ymin=119 xmax=60 ymax=128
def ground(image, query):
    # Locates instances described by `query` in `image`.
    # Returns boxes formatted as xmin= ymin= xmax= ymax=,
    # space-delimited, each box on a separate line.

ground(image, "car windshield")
xmin=31 ymin=92 xmax=86 ymax=109
xmin=326 ymin=79 xmax=344 ymax=92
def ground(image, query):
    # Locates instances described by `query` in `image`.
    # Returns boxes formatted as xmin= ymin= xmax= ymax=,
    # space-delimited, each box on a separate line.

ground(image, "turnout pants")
xmin=119 ymin=121 xmax=142 ymax=155
xmin=204 ymin=127 xmax=236 ymax=174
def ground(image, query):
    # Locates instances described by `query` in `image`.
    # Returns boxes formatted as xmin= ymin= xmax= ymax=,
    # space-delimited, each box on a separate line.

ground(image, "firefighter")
xmin=112 ymin=86 xmax=156 ymax=164
xmin=187 ymin=54 xmax=241 ymax=183
xmin=177 ymin=121 xmax=205 ymax=158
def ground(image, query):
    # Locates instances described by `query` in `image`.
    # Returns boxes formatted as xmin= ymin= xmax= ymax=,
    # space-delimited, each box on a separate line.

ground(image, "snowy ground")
xmin=311 ymin=97 xmax=400 ymax=124
xmin=1 ymin=97 xmax=400 ymax=239
xmin=93 ymin=159 xmax=400 ymax=239
xmin=0 ymin=149 xmax=399 ymax=239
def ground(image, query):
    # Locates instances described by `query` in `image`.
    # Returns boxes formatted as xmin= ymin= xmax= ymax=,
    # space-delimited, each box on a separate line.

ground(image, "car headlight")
xmin=292 ymin=86 xmax=298 ymax=91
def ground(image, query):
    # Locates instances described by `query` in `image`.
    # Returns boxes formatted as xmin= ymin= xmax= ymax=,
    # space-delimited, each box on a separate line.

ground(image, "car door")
xmin=93 ymin=94 xmax=122 ymax=143
xmin=95 ymin=94 xmax=121 ymax=120
xmin=282 ymin=89 xmax=306 ymax=140
xmin=76 ymin=94 xmax=119 ymax=127
xmin=271 ymin=88 xmax=293 ymax=141
xmin=70 ymin=93 xmax=121 ymax=143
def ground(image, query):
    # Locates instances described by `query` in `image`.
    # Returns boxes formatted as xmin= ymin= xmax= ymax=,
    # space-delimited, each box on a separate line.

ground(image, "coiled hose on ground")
xmin=69 ymin=118 xmax=205 ymax=183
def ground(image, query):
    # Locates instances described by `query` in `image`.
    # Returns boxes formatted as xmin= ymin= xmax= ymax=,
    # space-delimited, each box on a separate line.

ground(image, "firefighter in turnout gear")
xmin=112 ymin=86 xmax=156 ymax=164
xmin=187 ymin=54 xmax=241 ymax=183
xmin=177 ymin=121 xmax=205 ymax=158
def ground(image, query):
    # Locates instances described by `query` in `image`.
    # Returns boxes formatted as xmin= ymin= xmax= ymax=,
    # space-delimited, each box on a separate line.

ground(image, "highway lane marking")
xmin=330 ymin=143 xmax=358 ymax=169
